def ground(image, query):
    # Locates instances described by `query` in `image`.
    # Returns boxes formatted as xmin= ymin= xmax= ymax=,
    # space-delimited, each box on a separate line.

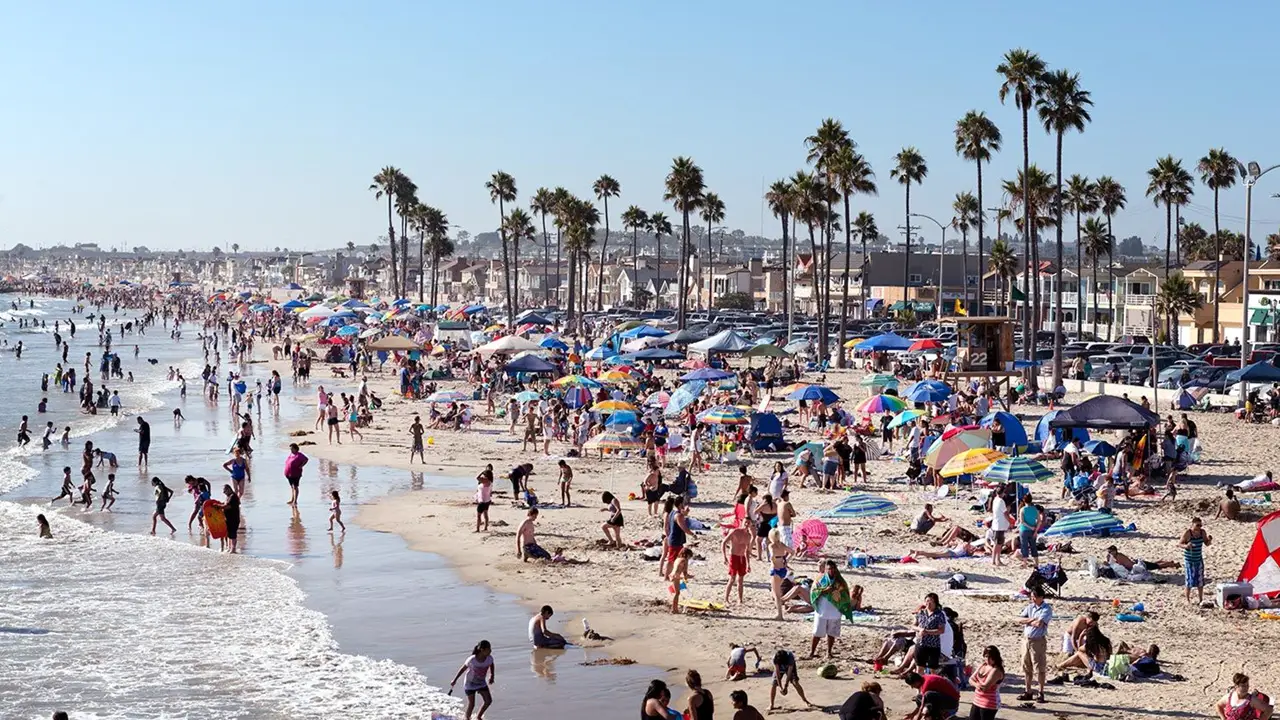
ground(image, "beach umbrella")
xmin=561 ymin=387 xmax=593 ymax=408
xmin=551 ymin=374 xmax=602 ymax=389
xmin=981 ymin=456 xmax=1055 ymax=485
xmin=585 ymin=346 xmax=619 ymax=361
xmin=680 ymin=367 xmax=734 ymax=382
xmin=744 ymin=343 xmax=791 ymax=359
xmin=478 ymin=335 xmax=543 ymax=355
xmin=904 ymin=382 xmax=952 ymax=404
xmin=813 ymin=493 xmax=897 ymax=520
xmin=514 ymin=390 xmax=541 ymax=403
xmin=908 ymin=338 xmax=943 ymax=351
xmin=367 ymin=335 xmax=420 ymax=351
xmin=664 ymin=381 xmax=706 ymax=417
xmin=335 ymin=325 xmax=361 ymax=337
xmin=1084 ymin=440 xmax=1118 ymax=457
xmin=859 ymin=373 xmax=898 ymax=387
xmin=644 ymin=391 xmax=671 ymax=408
xmin=504 ymin=355 xmax=558 ymax=374
xmin=779 ymin=382 xmax=811 ymax=395
xmin=605 ymin=410 xmax=640 ymax=427
xmin=786 ymin=385 xmax=840 ymax=403
xmin=593 ymin=400 xmax=637 ymax=414
xmin=1041 ymin=510 xmax=1134 ymax=539
xmin=854 ymin=332 xmax=914 ymax=351
xmin=679 ymin=358 xmax=709 ymax=370
xmin=939 ymin=424 xmax=980 ymax=441
xmin=598 ymin=370 xmax=636 ymax=384
xmin=923 ymin=429 xmax=992 ymax=468
xmin=940 ymin=448 xmax=1007 ymax=478
xmin=783 ymin=338 xmax=812 ymax=355
xmin=298 ymin=304 xmax=335 ymax=319
xmin=855 ymin=394 xmax=907 ymax=415
xmin=425 ymin=390 xmax=471 ymax=403
xmin=622 ymin=335 xmax=668 ymax=352
xmin=621 ymin=324 xmax=668 ymax=339
xmin=979 ymin=411 xmax=1030 ymax=448
xmin=887 ymin=409 xmax=926 ymax=429
xmin=697 ymin=405 xmax=749 ymax=425
xmin=632 ymin=348 xmax=685 ymax=361
xmin=584 ymin=431 xmax=645 ymax=451
xmin=538 ymin=337 xmax=568 ymax=351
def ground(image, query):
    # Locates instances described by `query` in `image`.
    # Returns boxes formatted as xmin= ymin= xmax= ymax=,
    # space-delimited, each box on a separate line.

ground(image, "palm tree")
xmin=1155 ymin=272 xmax=1203 ymax=345
xmin=664 ymin=157 xmax=705 ymax=328
xmin=420 ymin=206 xmax=451 ymax=307
xmin=1198 ymin=148 xmax=1238 ymax=341
xmin=951 ymin=192 xmax=981 ymax=313
xmin=997 ymin=47 xmax=1047 ymax=359
xmin=1002 ymin=165 xmax=1057 ymax=340
xmin=1095 ymin=176 xmax=1127 ymax=339
xmin=1063 ymin=174 xmax=1099 ymax=335
xmin=408 ymin=202 xmax=427 ymax=300
xmin=648 ymin=212 xmax=673 ymax=309
xmin=531 ymin=188 xmax=555 ymax=306
xmin=1081 ymin=217 xmax=1111 ymax=338
xmin=561 ymin=197 xmax=600 ymax=328
xmin=346 ymin=241 xmax=356 ymax=253
xmin=699 ymin=192 xmax=726 ymax=311
xmin=791 ymin=171 xmax=825 ymax=330
xmin=805 ymin=119 xmax=852 ymax=358
xmin=954 ymin=110 xmax=1002 ymax=312
xmin=1037 ymin=68 xmax=1092 ymax=384
xmin=621 ymin=206 xmax=649 ymax=307
xmin=485 ymin=171 xmax=518 ymax=320
xmin=852 ymin=211 xmax=878 ymax=320
xmin=551 ymin=187 xmax=571 ymax=305
xmin=1179 ymin=222 xmax=1212 ymax=262
xmin=766 ymin=180 xmax=796 ymax=333
xmin=1268 ymin=232 xmax=1280 ymax=261
xmin=370 ymin=166 xmax=405 ymax=297
xmin=231 ymin=243 xmax=240 ymax=254
xmin=988 ymin=238 xmax=1019 ymax=316
xmin=831 ymin=146 xmax=877 ymax=366
xmin=393 ymin=175 xmax=418 ymax=296
xmin=890 ymin=148 xmax=928 ymax=314
xmin=1146 ymin=157 xmax=1193 ymax=276
xmin=503 ymin=208 xmax=536 ymax=309
xmin=592 ymin=175 xmax=621 ymax=311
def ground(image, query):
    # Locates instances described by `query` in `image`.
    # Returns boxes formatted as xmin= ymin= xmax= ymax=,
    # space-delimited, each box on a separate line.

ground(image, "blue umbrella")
xmin=286 ymin=282 xmax=304 ymax=290
xmin=664 ymin=380 xmax=707 ymax=417
xmin=463 ymin=304 xmax=486 ymax=315
xmin=282 ymin=299 xmax=307 ymax=309
xmin=336 ymin=325 xmax=361 ymax=337
xmin=813 ymin=493 xmax=898 ymax=520
xmin=680 ymin=368 xmax=734 ymax=382
xmin=250 ymin=304 xmax=273 ymax=313
xmin=1041 ymin=510 xmax=1134 ymax=538
xmin=322 ymin=316 xmax=351 ymax=327
xmin=620 ymin=324 xmax=668 ymax=339
xmin=540 ymin=337 xmax=570 ymax=350
xmin=1083 ymin=440 xmax=1117 ymax=457
xmin=855 ymin=333 xmax=913 ymax=351
xmin=238 ymin=291 xmax=253 ymax=298
xmin=904 ymin=382 xmax=951 ymax=403
xmin=982 ymin=456 xmax=1055 ymax=484
xmin=786 ymin=385 xmax=839 ymax=403
xmin=585 ymin=346 xmax=618 ymax=361
xmin=979 ymin=411 xmax=1030 ymax=448
xmin=343 ymin=299 xmax=369 ymax=308
xmin=392 ymin=298 xmax=411 ymax=306
xmin=605 ymin=410 xmax=640 ymax=426
xmin=435 ymin=304 xmax=450 ymax=312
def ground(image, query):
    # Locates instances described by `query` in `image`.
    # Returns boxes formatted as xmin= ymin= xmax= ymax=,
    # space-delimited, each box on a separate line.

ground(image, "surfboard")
xmin=203 ymin=500 xmax=228 ymax=539
xmin=680 ymin=598 xmax=726 ymax=612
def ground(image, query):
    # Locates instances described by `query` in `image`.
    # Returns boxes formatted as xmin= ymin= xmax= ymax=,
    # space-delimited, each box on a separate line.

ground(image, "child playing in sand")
xmin=328 ymin=489 xmax=346 ymax=532
xmin=670 ymin=547 xmax=693 ymax=614
xmin=726 ymin=644 xmax=762 ymax=680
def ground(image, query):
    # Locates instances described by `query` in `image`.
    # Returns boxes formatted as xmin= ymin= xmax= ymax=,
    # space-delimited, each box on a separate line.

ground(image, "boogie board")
xmin=680 ymin=598 xmax=726 ymax=612
xmin=203 ymin=500 xmax=228 ymax=539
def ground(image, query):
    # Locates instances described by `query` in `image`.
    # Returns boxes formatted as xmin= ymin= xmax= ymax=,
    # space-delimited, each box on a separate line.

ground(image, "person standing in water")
xmin=51 ymin=467 xmax=75 ymax=505
xmin=150 ymin=477 xmax=176 ymax=535
xmin=37 ymin=514 xmax=53 ymax=539
xmin=135 ymin=416 xmax=151 ymax=467
xmin=449 ymin=639 xmax=496 ymax=720
xmin=222 ymin=483 xmax=242 ymax=553
xmin=409 ymin=414 xmax=426 ymax=463
xmin=223 ymin=447 xmax=251 ymax=497
xmin=284 ymin=443 xmax=308 ymax=506
xmin=328 ymin=489 xmax=346 ymax=532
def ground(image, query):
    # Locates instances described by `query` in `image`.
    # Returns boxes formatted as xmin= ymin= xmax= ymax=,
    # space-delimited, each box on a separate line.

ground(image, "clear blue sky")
xmin=4 ymin=1 xmax=1280 ymax=252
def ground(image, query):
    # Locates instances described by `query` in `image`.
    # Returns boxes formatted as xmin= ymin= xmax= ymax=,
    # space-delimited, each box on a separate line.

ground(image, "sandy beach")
xmin=281 ymin=359 xmax=1280 ymax=720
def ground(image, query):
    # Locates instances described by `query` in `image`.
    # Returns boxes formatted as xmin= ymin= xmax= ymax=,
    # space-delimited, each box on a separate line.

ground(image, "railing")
xmin=1124 ymin=293 xmax=1156 ymax=306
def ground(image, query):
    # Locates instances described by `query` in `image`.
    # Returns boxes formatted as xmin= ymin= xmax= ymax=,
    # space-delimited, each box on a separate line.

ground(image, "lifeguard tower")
xmin=941 ymin=316 xmax=1022 ymax=403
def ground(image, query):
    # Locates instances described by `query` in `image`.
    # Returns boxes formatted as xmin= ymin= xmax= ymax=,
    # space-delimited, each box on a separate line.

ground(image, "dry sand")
xmin=290 ymin=358 xmax=1280 ymax=720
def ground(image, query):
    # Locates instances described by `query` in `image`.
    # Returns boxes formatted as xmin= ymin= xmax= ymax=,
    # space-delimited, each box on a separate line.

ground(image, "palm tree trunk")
xmin=780 ymin=215 xmax=789 ymax=321
xmin=1213 ymin=188 xmax=1221 ymax=342
xmin=596 ymin=199 xmax=610 ymax=311
xmin=822 ymin=216 xmax=834 ymax=361
xmin=860 ymin=232 xmax=869 ymax=322
xmin=567 ymin=248 xmax=576 ymax=325
xmin=386 ymin=195 xmax=399 ymax=298
xmin=706 ymin=218 xmax=714 ymax=311
xmin=838 ymin=194 xmax=852 ymax=368
xmin=417 ymin=229 xmax=425 ymax=302
xmin=961 ymin=229 xmax=969 ymax=316
xmin=497 ymin=200 xmax=512 ymax=322
xmin=1074 ymin=208 xmax=1082 ymax=338
xmin=976 ymin=159 xmax=985 ymax=316
xmin=678 ymin=211 xmax=690 ymax=328
xmin=655 ymin=233 xmax=662 ymax=309
xmin=1052 ymin=131 xmax=1065 ymax=389
xmin=1020 ymin=107 xmax=1032 ymax=373
xmin=555 ymin=228 xmax=562 ymax=308
xmin=541 ymin=214 xmax=550 ymax=306
xmin=807 ymin=223 xmax=819 ymax=327
xmin=512 ymin=231 xmax=521 ymax=311
xmin=903 ymin=184 xmax=911 ymax=311
xmin=1106 ymin=212 xmax=1116 ymax=341
xmin=1164 ymin=202 xmax=1173 ymax=341
xmin=631 ymin=227 xmax=639 ymax=307
xmin=430 ymin=246 xmax=439 ymax=308
xmin=1091 ymin=260 xmax=1099 ymax=339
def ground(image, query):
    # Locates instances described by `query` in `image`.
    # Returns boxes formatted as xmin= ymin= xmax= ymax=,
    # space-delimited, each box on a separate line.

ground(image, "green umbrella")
xmin=744 ymin=343 xmax=791 ymax=358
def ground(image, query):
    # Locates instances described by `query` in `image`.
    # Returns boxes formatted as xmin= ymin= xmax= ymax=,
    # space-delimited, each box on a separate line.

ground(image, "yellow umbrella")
xmin=939 ymin=448 xmax=1007 ymax=478
xmin=598 ymin=370 xmax=636 ymax=384
xmin=593 ymin=399 xmax=637 ymax=413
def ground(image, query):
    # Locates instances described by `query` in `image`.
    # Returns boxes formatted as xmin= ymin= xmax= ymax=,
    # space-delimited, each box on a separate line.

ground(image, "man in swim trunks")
xmin=408 ymin=414 xmax=425 ymax=463
xmin=722 ymin=521 xmax=752 ymax=605
xmin=517 ymin=508 xmax=550 ymax=561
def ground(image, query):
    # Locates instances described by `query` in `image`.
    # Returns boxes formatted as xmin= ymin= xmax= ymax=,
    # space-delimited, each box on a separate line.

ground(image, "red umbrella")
xmin=908 ymin=338 xmax=943 ymax=351
xmin=940 ymin=424 xmax=980 ymax=440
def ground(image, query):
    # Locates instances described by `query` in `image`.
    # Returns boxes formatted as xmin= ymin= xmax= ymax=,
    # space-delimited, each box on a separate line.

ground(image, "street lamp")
xmin=1238 ymin=160 xmax=1280 ymax=367
xmin=911 ymin=213 xmax=953 ymax=318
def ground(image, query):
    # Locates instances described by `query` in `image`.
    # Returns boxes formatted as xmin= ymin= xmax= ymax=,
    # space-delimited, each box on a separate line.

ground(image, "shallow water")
xmin=0 ymin=296 xmax=654 ymax=720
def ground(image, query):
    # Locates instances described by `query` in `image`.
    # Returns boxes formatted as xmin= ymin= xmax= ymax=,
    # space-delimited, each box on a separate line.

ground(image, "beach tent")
xmin=979 ymin=411 xmax=1030 ymax=448
xmin=855 ymin=332 xmax=913 ymax=351
xmin=681 ymin=367 xmax=734 ymax=382
xmin=516 ymin=311 xmax=553 ymax=326
xmin=1237 ymin=511 xmax=1280 ymax=598
xmin=282 ymin=299 xmax=308 ymax=310
xmin=1047 ymin=395 xmax=1160 ymax=431
xmin=1227 ymin=360 xmax=1280 ymax=383
xmin=1035 ymin=410 xmax=1090 ymax=447
xmin=747 ymin=412 xmax=786 ymax=451
xmin=298 ymin=305 xmax=335 ymax=319
xmin=620 ymin=324 xmax=668 ymax=339
xmin=478 ymin=335 xmax=543 ymax=355
xmin=632 ymin=347 xmax=684 ymax=361
xmin=367 ymin=335 xmax=420 ymax=351
xmin=503 ymin=354 xmax=558 ymax=374
xmin=689 ymin=329 xmax=754 ymax=354
xmin=1040 ymin=510 xmax=1134 ymax=538
xmin=662 ymin=328 xmax=708 ymax=346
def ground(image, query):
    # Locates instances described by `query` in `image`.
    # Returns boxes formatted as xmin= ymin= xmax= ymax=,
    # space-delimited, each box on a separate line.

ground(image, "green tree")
xmin=392 ymin=175 xmax=418 ymax=296
xmin=1002 ymin=165 xmax=1058 ymax=336
xmin=621 ymin=206 xmax=650 ymax=307
xmin=765 ymin=180 xmax=795 ymax=325
xmin=1063 ymin=174 xmax=1099 ymax=335
xmin=503 ymin=208 xmax=536 ymax=308
xmin=988 ymin=238 xmax=1019 ymax=316
xmin=561 ymin=197 xmax=599 ymax=328
xmin=648 ymin=212 xmax=673 ymax=309
xmin=805 ymin=119 xmax=853 ymax=362
xmin=716 ymin=292 xmax=754 ymax=310
xmin=852 ymin=211 xmax=879 ymax=322
xmin=1155 ymin=271 xmax=1203 ymax=346
xmin=890 ymin=147 xmax=928 ymax=311
xmin=955 ymin=110 xmax=1002 ymax=310
xmin=997 ymin=47 xmax=1047 ymax=359
xmin=592 ymin=174 xmax=621 ymax=310
xmin=1037 ymin=68 xmax=1093 ymax=385
xmin=550 ymin=187 xmax=571 ymax=304
xmin=791 ymin=170 xmax=826 ymax=328
xmin=486 ymin=171 xmax=518 ymax=319
xmin=530 ymin=188 xmax=556 ymax=306
xmin=1081 ymin=217 xmax=1111 ymax=338
xmin=346 ymin=241 xmax=356 ymax=253
xmin=1267 ymin=231 xmax=1280 ymax=261
xmin=1198 ymin=148 xmax=1238 ymax=341
xmin=831 ymin=145 xmax=877 ymax=366
xmin=369 ymin=166 xmax=406 ymax=297
xmin=699 ymin=192 xmax=726 ymax=311
xmin=1146 ymin=156 xmax=1193 ymax=276
xmin=664 ymin=157 xmax=705 ymax=328
xmin=1094 ymin=176 xmax=1127 ymax=339
xmin=1179 ymin=222 xmax=1211 ymax=262
xmin=951 ymin=191 xmax=981 ymax=314
xmin=420 ymin=206 xmax=451 ymax=307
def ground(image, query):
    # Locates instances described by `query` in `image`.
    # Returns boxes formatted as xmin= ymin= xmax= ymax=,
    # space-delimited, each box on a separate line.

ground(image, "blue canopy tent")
xmin=1226 ymin=360 xmax=1280 ymax=383
xmin=282 ymin=299 xmax=307 ymax=310
xmin=462 ymin=304 xmax=487 ymax=315
xmin=855 ymin=332 xmax=913 ymax=351
xmin=1035 ymin=410 xmax=1090 ymax=448
xmin=343 ymin=299 xmax=369 ymax=308
xmin=585 ymin=346 xmax=618 ymax=361
xmin=681 ymin=368 xmax=734 ymax=382
xmin=519 ymin=312 xmax=554 ymax=326
xmin=540 ymin=337 xmax=570 ymax=350
xmin=689 ymin=329 xmax=754 ymax=354
xmin=503 ymin=355 xmax=558 ymax=374
xmin=621 ymin=324 xmax=668 ymax=339
xmin=1047 ymin=395 xmax=1160 ymax=431
xmin=632 ymin=347 xmax=685 ymax=361
xmin=980 ymin=411 xmax=1030 ymax=448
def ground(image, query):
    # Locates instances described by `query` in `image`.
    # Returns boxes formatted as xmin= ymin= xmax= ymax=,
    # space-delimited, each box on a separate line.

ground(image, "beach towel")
xmin=810 ymin=576 xmax=857 ymax=621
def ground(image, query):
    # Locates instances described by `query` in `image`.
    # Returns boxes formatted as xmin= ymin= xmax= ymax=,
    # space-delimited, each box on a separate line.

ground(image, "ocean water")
xmin=0 ymin=296 xmax=656 ymax=720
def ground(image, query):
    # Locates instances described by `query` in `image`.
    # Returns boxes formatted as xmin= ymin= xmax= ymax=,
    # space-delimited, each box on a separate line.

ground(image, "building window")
xmin=967 ymin=275 xmax=978 ymax=286
xmin=1264 ymin=280 xmax=1280 ymax=291
xmin=909 ymin=273 xmax=922 ymax=284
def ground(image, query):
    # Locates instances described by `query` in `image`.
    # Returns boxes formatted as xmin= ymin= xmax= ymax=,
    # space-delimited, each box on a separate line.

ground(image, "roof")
xmin=854 ymin=252 xmax=979 ymax=288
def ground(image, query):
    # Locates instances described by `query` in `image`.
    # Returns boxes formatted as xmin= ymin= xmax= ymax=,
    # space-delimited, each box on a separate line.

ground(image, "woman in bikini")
xmin=767 ymin=528 xmax=792 ymax=620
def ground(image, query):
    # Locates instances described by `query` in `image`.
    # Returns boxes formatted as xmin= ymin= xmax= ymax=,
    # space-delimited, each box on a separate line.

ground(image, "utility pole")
xmin=911 ymin=214 xmax=953 ymax=319
xmin=897 ymin=224 xmax=921 ymax=315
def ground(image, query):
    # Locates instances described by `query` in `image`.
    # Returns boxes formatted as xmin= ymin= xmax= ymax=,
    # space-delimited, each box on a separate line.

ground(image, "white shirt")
xmin=108 ymin=395 xmax=122 ymax=408
xmin=947 ymin=394 xmax=959 ymax=412
xmin=976 ymin=395 xmax=990 ymax=416
xmin=991 ymin=496 xmax=1011 ymax=531
xmin=769 ymin=471 xmax=787 ymax=499
xmin=815 ymin=594 xmax=842 ymax=620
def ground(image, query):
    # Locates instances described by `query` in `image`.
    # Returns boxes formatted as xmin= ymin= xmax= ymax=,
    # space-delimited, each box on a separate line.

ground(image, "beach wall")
xmin=1059 ymin=378 xmax=1235 ymax=410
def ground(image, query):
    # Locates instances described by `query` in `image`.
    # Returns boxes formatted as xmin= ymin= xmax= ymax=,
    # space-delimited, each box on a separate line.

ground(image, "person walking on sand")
xmin=328 ymin=489 xmax=346 ymax=532
xmin=600 ymin=491 xmax=624 ymax=548
xmin=450 ymin=639 xmax=496 ymax=720
xmin=325 ymin=399 xmax=341 ymax=444
xmin=1016 ymin=587 xmax=1051 ymax=704
xmin=409 ymin=414 xmax=425 ymax=463
xmin=722 ymin=521 xmax=751 ymax=605
xmin=150 ymin=477 xmax=176 ymax=535
xmin=557 ymin=459 xmax=573 ymax=507
xmin=475 ymin=465 xmax=494 ymax=532
xmin=1180 ymin=516 xmax=1212 ymax=605
xmin=284 ymin=443 xmax=308 ymax=505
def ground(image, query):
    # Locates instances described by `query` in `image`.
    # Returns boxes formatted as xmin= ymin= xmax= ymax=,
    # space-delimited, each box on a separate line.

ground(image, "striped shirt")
xmin=1183 ymin=530 xmax=1205 ymax=564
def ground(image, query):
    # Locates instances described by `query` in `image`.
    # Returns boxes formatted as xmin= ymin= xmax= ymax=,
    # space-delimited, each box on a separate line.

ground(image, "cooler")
xmin=847 ymin=551 xmax=869 ymax=569
xmin=1216 ymin=581 xmax=1253 ymax=608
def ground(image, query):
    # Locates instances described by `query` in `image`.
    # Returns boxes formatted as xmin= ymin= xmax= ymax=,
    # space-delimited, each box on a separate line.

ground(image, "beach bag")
xmin=1103 ymin=653 xmax=1132 ymax=680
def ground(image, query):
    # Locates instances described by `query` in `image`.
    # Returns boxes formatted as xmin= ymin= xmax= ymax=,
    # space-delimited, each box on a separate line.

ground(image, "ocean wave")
xmin=0 ymin=502 xmax=462 ymax=720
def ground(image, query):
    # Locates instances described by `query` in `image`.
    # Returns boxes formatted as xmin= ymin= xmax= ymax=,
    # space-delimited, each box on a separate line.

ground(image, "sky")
xmin=4 ymin=1 xmax=1280 ymax=253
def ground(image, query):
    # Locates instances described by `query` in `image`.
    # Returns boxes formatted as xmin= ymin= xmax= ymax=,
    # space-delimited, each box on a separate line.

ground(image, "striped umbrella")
xmin=561 ymin=387 xmax=593 ymax=408
xmin=425 ymin=390 xmax=470 ymax=403
xmin=813 ymin=493 xmax=898 ymax=520
xmin=584 ymin=431 xmax=645 ymax=451
xmin=644 ymin=391 xmax=671 ymax=408
xmin=924 ymin=430 xmax=992 ymax=469
xmin=940 ymin=448 xmax=1007 ymax=478
xmin=697 ymin=405 xmax=750 ymax=425
xmin=593 ymin=400 xmax=637 ymax=414
xmin=887 ymin=409 xmax=926 ymax=429
xmin=982 ymin=456 xmax=1055 ymax=485
xmin=855 ymin=394 xmax=907 ymax=415
xmin=1040 ymin=510 xmax=1133 ymax=539
xmin=552 ymin=374 xmax=602 ymax=389
xmin=598 ymin=370 xmax=636 ymax=384
xmin=778 ymin=382 xmax=811 ymax=395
